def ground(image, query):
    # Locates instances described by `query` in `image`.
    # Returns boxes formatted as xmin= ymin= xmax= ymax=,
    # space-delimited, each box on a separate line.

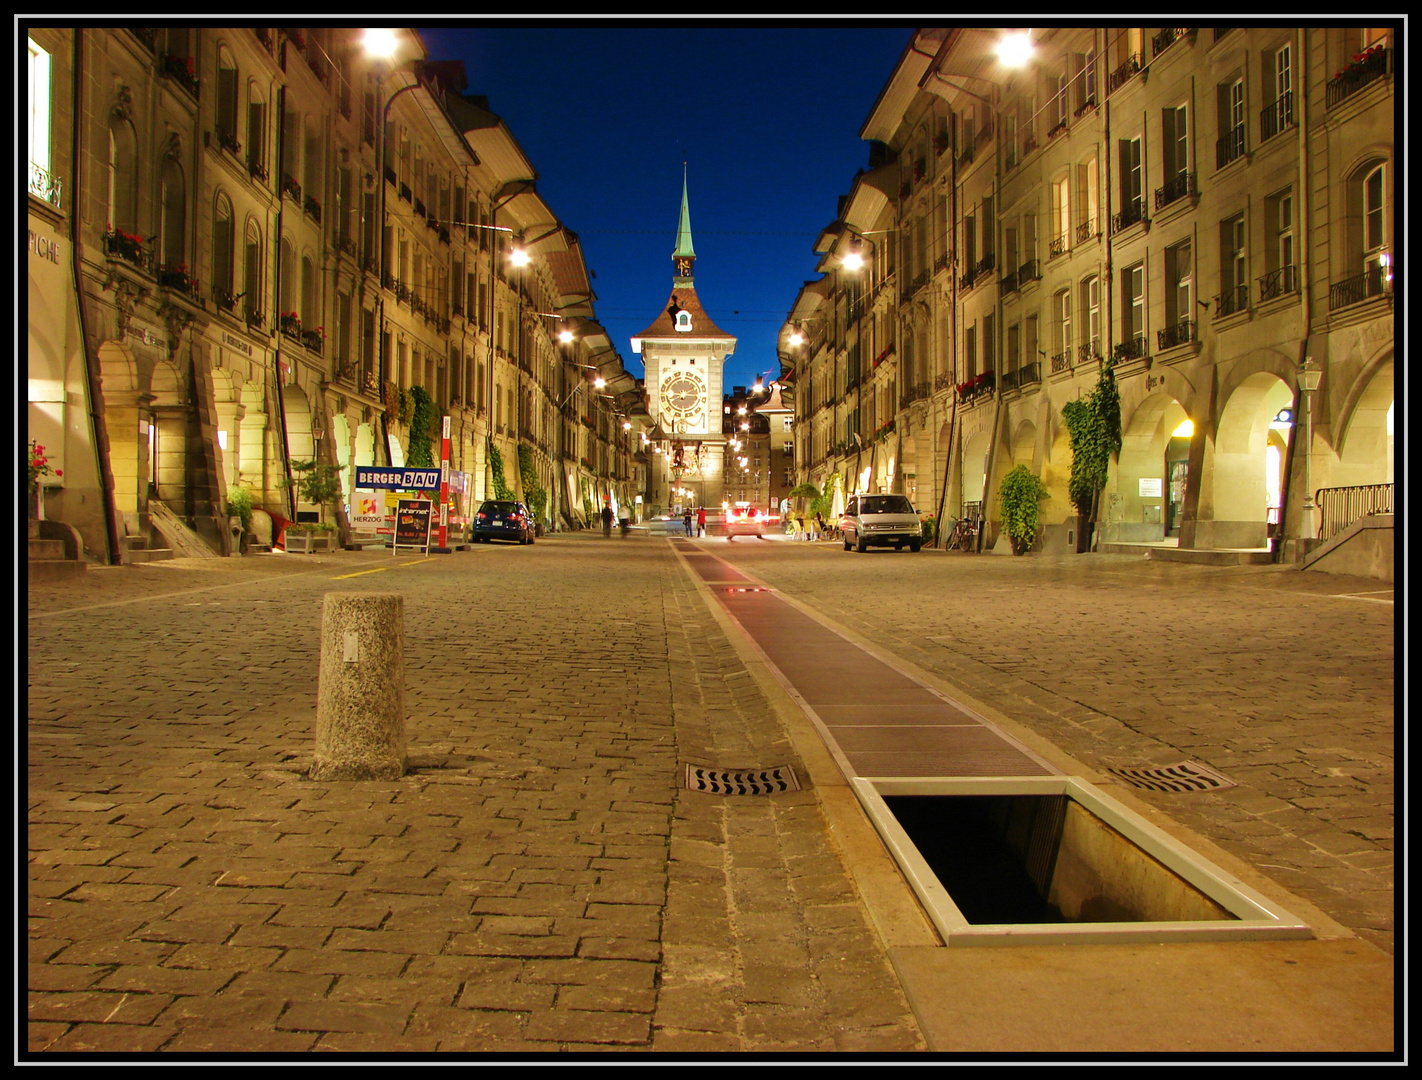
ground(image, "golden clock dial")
xmin=661 ymin=373 xmax=705 ymax=417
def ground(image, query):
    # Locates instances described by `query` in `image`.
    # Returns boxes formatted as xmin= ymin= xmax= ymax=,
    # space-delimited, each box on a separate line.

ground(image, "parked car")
xmin=840 ymin=493 xmax=923 ymax=552
xmin=472 ymin=500 xmax=535 ymax=544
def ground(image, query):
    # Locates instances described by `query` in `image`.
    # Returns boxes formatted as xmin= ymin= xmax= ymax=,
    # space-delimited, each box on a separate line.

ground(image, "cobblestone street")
xmin=26 ymin=536 xmax=1395 ymax=1055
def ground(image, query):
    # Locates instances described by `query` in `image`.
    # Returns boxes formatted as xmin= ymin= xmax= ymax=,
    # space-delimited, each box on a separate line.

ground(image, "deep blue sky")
xmin=416 ymin=25 xmax=913 ymax=392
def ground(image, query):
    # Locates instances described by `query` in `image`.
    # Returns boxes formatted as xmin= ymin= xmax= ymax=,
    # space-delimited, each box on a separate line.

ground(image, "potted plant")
xmin=998 ymin=464 xmax=1048 ymax=555
xmin=226 ymin=484 xmax=255 ymax=553
xmin=283 ymin=458 xmax=345 ymax=552
xmin=28 ymin=440 xmax=62 ymax=536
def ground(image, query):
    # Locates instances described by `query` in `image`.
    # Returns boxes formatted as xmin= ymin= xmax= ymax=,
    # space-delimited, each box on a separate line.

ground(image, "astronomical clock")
xmin=659 ymin=369 xmax=707 ymax=432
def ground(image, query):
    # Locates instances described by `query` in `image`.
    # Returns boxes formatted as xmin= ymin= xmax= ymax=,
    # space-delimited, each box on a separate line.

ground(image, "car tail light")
xmin=476 ymin=512 xmax=487 ymax=520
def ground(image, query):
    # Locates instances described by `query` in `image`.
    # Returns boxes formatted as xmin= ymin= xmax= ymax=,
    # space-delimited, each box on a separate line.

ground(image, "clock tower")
xmin=631 ymin=169 xmax=737 ymax=515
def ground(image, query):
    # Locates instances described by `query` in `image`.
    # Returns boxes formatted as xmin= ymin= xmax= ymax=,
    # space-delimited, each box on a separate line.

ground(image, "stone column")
xmin=310 ymin=592 xmax=406 ymax=781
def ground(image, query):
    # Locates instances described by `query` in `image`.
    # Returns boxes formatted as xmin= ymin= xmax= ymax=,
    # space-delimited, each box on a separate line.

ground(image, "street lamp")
xmin=1298 ymin=357 xmax=1322 ymax=543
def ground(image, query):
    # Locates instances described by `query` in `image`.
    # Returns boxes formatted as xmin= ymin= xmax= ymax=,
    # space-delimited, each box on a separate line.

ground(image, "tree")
xmin=998 ymin=465 xmax=1049 ymax=555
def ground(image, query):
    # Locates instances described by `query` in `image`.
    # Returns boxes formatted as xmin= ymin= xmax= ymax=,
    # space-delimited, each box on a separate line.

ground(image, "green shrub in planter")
xmin=998 ymin=464 xmax=1049 ymax=555
xmin=226 ymin=485 xmax=255 ymax=532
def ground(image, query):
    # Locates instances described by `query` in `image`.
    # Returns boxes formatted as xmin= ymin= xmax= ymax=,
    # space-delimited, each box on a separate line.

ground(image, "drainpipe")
xmin=70 ymin=29 xmax=124 ymax=564
xmin=1275 ymin=27 xmax=1315 ymax=563
xmin=977 ymin=93 xmax=1005 ymax=552
xmin=272 ymin=84 xmax=296 ymax=520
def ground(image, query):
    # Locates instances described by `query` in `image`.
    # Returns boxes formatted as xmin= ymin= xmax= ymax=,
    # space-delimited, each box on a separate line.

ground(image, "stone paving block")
xmin=455 ymin=979 xmax=557 ymax=1012
xmin=271 ymin=948 xmax=409 ymax=978
xmin=161 ymin=1027 xmax=320 ymax=1053
xmin=522 ymin=1007 xmax=650 ymax=1045
xmin=27 ymin=962 xmax=109 ymax=992
xmin=43 ymin=1022 xmax=180 ymax=1053
xmin=28 ymin=989 xmax=176 ymax=1027
xmin=276 ymin=1000 xmax=411 ymax=1035
xmin=445 ymin=932 xmax=580 ymax=959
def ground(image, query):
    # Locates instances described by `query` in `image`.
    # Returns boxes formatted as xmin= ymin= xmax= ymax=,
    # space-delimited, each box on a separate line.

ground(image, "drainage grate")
xmin=722 ymin=586 xmax=771 ymax=593
xmin=685 ymin=764 xmax=801 ymax=795
xmin=1108 ymin=761 xmax=1237 ymax=793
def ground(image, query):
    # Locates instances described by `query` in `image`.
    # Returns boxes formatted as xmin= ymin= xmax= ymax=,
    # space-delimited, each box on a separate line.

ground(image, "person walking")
xmin=696 ymin=506 xmax=707 ymax=537
xmin=683 ymin=507 xmax=693 ymax=537
xmin=601 ymin=500 xmax=613 ymax=538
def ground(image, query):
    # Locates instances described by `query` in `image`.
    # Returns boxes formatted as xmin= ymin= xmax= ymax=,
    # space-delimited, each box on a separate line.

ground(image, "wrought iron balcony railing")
xmin=1257 ymin=264 xmax=1298 ymax=303
xmin=1155 ymin=171 xmax=1196 ymax=211
xmin=1261 ymin=92 xmax=1294 ymax=141
xmin=1108 ymin=53 xmax=1141 ymax=93
xmin=1111 ymin=198 xmax=1146 ymax=234
xmin=1214 ymin=284 xmax=1249 ymax=318
xmin=1328 ymin=265 xmax=1392 ymax=311
xmin=29 ymin=162 xmax=63 ymax=209
xmin=1327 ymin=46 xmax=1391 ymax=109
xmin=1216 ymin=124 xmax=1246 ymax=168
xmin=1157 ymin=318 xmax=1194 ymax=350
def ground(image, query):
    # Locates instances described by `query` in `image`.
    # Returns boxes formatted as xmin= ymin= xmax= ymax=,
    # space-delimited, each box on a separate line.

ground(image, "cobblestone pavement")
xmin=26 ymin=539 xmax=924 ymax=1055
xmin=716 ymin=540 xmax=1397 ymax=957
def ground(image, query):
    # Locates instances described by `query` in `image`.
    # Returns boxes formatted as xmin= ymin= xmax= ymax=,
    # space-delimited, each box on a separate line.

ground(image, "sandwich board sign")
xmin=393 ymin=498 xmax=432 ymax=555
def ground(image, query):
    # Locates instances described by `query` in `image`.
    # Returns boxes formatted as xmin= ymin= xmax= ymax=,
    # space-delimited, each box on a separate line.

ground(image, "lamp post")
xmin=1298 ymin=356 xmax=1322 ymax=544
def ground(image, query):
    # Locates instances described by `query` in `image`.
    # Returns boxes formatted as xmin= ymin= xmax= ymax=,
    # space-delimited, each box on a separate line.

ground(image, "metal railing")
xmin=1216 ymin=125 xmax=1246 ymax=168
xmin=1326 ymin=47 xmax=1391 ymax=108
xmin=1214 ymin=284 xmax=1248 ymax=318
xmin=1111 ymin=198 xmax=1145 ymax=234
xmin=1260 ymin=92 xmax=1293 ymax=141
xmin=1155 ymin=171 xmax=1196 ymax=211
xmin=1157 ymin=319 xmax=1194 ymax=350
xmin=1258 ymin=264 xmax=1298 ymax=303
xmin=1316 ymin=482 xmax=1393 ymax=540
xmin=1328 ymin=266 xmax=1392 ymax=311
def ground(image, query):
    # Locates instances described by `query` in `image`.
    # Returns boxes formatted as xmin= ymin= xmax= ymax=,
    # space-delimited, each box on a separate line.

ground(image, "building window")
xmin=1217 ymin=77 xmax=1246 ymax=168
xmin=1219 ymin=213 xmax=1249 ymax=313
xmin=107 ymin=119 xmax=139 ymax=235
xmin=1052 ymin=287 xmax=1072 ymax=371
xmin=28 ymin=36 xmax=54 ymax=203
xmin=212 ymin=195 xmax=235 ymax=304
xmin=243 ymin=222 xmax=262 ymax=323
xmin=1081 ymin=275 xmax=1101 ymax=362
xmin=216 ymin=49 xmax=239 ymax=149
xmin=1115 ymin=136 xmax=1143 ymax=230
xmin=159 ymin=157 xmax=187 ymax=270
xmin=1262 ymin=42 xmax=1294 ymax=139
xmin=1120 ymin=262 xmax=1145 ymax=357
xmin=964 ymin=324 xmax=977 ymax=380
xmin=1051 ymin=175 xmax=1071 ymax=256
xmin=1076 ymin=153 xmax=1099 ymax=242
xmin=1162 ymin=239 xmax=1194 ymax=347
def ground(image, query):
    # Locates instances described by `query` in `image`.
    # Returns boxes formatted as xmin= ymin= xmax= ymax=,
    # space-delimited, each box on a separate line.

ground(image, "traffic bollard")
xmin=310 ymin=592 xmax=406 ymax=781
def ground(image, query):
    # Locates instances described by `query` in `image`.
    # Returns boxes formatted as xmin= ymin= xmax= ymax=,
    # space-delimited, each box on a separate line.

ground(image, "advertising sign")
xmin=351 ymin=494 xmax=385 ymax=531
xmin=355 ymin=466 xmax=442 ymax=491
xmin=393 ymin=498 xmax=432 ymax=554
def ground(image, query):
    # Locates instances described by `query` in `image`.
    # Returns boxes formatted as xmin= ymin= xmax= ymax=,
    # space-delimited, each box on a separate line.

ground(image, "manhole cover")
xmin=1108 ymin=761 xmax=1237 ymax=793
xmin=685 ymin=764 xmax=801 ymax=795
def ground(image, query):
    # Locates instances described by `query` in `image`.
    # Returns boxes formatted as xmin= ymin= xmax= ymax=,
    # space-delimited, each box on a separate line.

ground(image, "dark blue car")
xmin=473 ymin=500 xmax=535 ymax=545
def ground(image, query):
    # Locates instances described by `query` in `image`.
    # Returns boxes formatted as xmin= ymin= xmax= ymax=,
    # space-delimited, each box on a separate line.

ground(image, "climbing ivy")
xmin=1062 ymin=360 xmax=1123 ymax=520
xmin=406 ymin=385 xmax=435 ymax=467
xmin=487 ymin=441 xmax=514 ymax=500
xmin=810 ymin=472 xmax=843 ymax=520
xmin=517 ymin=444 xmax=547 ymax=523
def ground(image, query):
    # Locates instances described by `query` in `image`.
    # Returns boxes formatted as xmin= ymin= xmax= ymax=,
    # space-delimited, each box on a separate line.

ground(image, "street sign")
xmin=355 ymin=466 xmax=442 ymax=491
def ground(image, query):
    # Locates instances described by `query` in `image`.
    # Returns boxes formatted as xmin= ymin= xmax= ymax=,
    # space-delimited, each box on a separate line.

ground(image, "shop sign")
xmin=223 ymin=331 xmax=254 ymax=357
xmin=355 ymin=466 xmax=441 ymax=491
xmin=351 ymin=494 xmax=385 ymax=531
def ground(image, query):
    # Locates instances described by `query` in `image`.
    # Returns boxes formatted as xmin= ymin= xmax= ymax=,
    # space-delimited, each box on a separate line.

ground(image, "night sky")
xmin=415 ymin=24 xmax=914 ymax=392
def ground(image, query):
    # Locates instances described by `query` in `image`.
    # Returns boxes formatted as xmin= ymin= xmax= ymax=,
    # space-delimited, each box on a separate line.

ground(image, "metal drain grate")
xmin=1108 ymin=761 xmax=1237 ymax=793
xmin=685 ymin=764 xmax=801 ymax=795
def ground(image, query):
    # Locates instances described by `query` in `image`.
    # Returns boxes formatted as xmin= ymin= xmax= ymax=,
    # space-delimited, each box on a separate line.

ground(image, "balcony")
xmin=303 ymin=194 xmax=322 ymax=223
xmin=1111 ymin=198 xmax=1146 ymax=235
xmin=956 ymin=372 xmax=995 ymax=405
xmin=210 ymin=283 xmax=238 ymax=314
xmin=1049 ymin=235 xmax=1069 ymax=259
xmin=1017 ymin=362 xmax=1042 ymax=388
xmin=1260 ymin=92 xmax=1294 ymax=142
xmin=1108 ymin=53 xmax=1141 ymax=94
xmin=1157 ymin=318 xmax=1195 ymax=351
xmin=901 ymin=381 xmax=930 ymax=407
xmin=1000 ymin=270 xmax=1020 ymax=295
xmin=1328 ymin=265 xmax=1392 ymax=311
xmin=1050 ymin=349 xmax=1071 ymax=374
xmin=157 ymin=263 xmax=199 ymax=298
xmin=159 ymin=52 xmax=199 ymax=98
xmin=1257 ymin=265 xmax=1299 ymax=304
xmin=1154 ymin=171 xmax=1196 ymax=211
xmin=280 ymin=173 xmax=302 ymax=203
xmin=1327 ymin=45 xmax=1391 ymax=109
xmin=1152 ymin=27 xmax=1190 ymax=57
xmin=1017 ymin=258 xmax=1041 ymax=286
xmin=29 ymin=162 xmax=63 ymax=210
xmin=301 ymin=329 xmax=323 ymax=355
xmin=1077 ymin=342 xmax=1101 ymax=367
xmin=1216 ymin=124 xmax=1246 ymax=169
xmin=1213 ymin=284 xmax=1249 ymax=318
xmin=280 ymin=312 xmax=302 ymax=340
xmin=1113 ymin=336 xmax=1148 ymax=364
xmin=1000 ymin=368 xmax=1020 ymax=393
xmin=1075 ymin=219 xmax=1099 ymax=245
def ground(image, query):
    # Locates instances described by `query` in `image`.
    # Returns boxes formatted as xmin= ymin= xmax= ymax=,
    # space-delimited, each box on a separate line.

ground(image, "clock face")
xmin=660 ymin=372 xmax=706 ymax=424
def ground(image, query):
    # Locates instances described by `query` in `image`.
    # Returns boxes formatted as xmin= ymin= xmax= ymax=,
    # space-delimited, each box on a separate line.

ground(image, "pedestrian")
xmin=696 ymin=506 xmax=707 ymax=537
xmin=815 ymin=512 xmax=827 ymax=540
xmin=602 ymin=500 xmax=613 ymax=538
xmin=796 ymin=514 xmax=806 ymax=540
xmin=683 ymin=507 xmax=693 ymax=537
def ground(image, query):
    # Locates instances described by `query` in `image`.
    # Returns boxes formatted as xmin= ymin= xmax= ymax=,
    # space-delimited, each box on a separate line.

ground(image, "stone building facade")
xmin=782 ymin=26 xmax=1395 ymax=558
xmin=27 ymin=26 xmax=646 ymax=562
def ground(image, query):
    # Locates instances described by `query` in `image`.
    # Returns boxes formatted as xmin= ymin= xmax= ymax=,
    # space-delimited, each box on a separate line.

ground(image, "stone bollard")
xmin=310 ymin=592 xmax=406 ymax=781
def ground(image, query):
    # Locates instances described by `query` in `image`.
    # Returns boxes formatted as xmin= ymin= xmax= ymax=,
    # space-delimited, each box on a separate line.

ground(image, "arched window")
xmin=1363 ymin=163 xmax=1388 ymax=285
xmin=243 ymin=219 xmax=263 ymax=324
xmin=159 ymin=155 xmax=186 ymax=271
xmin=216 ymin=47 xmax=239 ymax=149
xmin=279 ymin=236 xmax=296 ymax=317
xmin=213 ymin=194 xmax=235 ymax=306
xmin=106 ymin=117 xmax=138 ymax=235
xmin=301 ymin=253 xmax=317 ymax=329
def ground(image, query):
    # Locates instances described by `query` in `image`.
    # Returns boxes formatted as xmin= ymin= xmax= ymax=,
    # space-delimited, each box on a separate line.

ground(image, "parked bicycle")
xmin=944 ymin=516 xmax=980 ymax=552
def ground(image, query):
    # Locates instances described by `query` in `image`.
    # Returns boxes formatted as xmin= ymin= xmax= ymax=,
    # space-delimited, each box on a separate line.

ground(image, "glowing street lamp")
xmin=995 ymin=29 xmax=1035 ymax=68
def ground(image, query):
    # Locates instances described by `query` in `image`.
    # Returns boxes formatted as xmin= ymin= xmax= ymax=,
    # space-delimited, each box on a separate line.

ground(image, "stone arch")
xmin=961 ymin=428 xmax=992 ymax=510
xmin=1116 ymin=390 xmax=1192 ymax=541
xmin=148 ymin=357 xmax=187 ymax=510
xmin=96 ymin=339 xmax=143 ymax=518
xmin=1334 ymin=352 xmax=1394 ymax=485
xmin=210 ymin=366 xmax=243 ymax=492
xmin=238 ymin=381 xmax=268 ymax=494
xmin=1042 ymin=422 xmax=1073 ymax=527
xmin=1211 ymin=370 xmax=1294 ymax=548
xmin=1010 ymin=418 xmax=1036 ymax=469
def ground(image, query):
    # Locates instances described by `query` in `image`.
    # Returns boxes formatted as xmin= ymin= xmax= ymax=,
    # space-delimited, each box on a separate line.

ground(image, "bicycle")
xmin=945 ymin=516 xmax=979 ymax=552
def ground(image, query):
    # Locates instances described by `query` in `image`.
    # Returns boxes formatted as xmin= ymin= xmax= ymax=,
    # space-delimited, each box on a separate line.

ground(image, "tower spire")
xmin=673 ymin=164 xmax=695 ymax=281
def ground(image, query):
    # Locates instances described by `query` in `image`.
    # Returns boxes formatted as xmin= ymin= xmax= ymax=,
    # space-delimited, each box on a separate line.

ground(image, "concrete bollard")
xmin=310 ymin=592 xmax=406 ymax=781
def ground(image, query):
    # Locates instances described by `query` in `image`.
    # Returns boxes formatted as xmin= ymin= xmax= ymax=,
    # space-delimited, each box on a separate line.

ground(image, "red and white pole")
xmin=436 ymin=414 xmax=451 ymax=552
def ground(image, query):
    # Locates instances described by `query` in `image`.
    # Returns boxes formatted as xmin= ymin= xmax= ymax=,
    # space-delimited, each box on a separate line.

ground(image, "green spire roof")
xmin=674 ymin=167 xmax=695 ymax=260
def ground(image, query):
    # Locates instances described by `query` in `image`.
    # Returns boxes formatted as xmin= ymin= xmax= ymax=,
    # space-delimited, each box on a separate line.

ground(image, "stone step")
xmin=28 ymin=537 xmax=68 ymax=561
xmin=1147 ymin=546 xmax=1273 ymax=566
xmin=126 ymin=547 xmax=173 ymax=563
xmin=28 ymin=558 xmax=86 ymax=582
